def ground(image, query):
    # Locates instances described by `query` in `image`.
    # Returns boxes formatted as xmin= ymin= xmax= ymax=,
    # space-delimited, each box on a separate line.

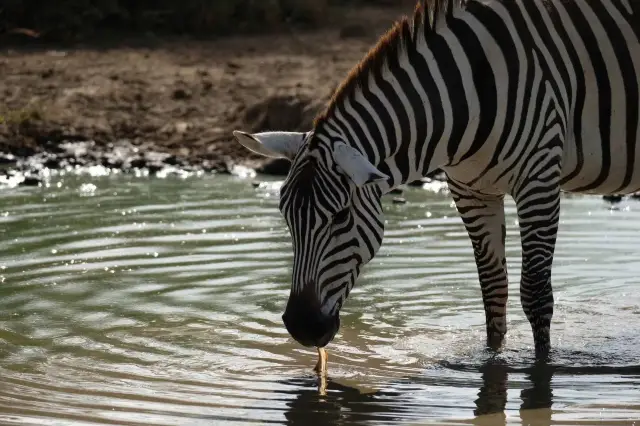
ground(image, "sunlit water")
xmin=0 ymin=172 xmax=639 ymax=425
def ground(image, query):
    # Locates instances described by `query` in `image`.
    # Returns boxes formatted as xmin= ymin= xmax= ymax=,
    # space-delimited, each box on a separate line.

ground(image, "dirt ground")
xmin=0 ymin=5 xmax=411 ymax=173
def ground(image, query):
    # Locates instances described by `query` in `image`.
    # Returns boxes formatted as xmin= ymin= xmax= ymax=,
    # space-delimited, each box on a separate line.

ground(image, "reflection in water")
xmin=519 ymin=362 xmax=553 ymax=426
xmin=470 ymin=358 xmax=554 ymax=426
xmin=284 ymin=357 xmax=640 ymax=425
xmin=281 ymin=357 xmax=558 ymax=426
xmin=282 ymin=376 xmax=404 ymax=426
xmin=473 ymin=358 xmax=509 ymax=423
xmin=469 ymin=359 xmax=555 ymax=425
xmin=282 ymin=358 xmax=640 ymax=425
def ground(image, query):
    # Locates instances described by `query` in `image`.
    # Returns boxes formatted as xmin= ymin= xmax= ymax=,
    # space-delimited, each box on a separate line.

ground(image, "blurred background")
xmin=1 ymin=0 xmax=416 ymax=40
xmin=0 ymin=0 xmax=417 ymax=182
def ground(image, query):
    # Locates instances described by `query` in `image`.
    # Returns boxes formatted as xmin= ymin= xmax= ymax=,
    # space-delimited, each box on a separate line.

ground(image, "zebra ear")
xmin=332 ymin=142 xmax=389 ymax=187
xmin=232 ymin=130 xmax=306 ymax=161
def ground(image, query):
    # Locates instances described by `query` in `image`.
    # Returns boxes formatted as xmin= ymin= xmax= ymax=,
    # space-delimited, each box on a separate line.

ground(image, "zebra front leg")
xmin=449 ymin=182 xmax=509 ymax=350
xmin=514 ymin=182 xmax=560 ymax=359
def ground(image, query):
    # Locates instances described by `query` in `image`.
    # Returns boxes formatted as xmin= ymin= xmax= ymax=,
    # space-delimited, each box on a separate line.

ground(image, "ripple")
xmin=0 ymin=174 xmax=639 ymax=424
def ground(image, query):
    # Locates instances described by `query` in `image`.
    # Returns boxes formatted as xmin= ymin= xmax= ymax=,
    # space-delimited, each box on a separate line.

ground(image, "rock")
xmin=43 ymin=157 xmax=60 ymax=169
xmin=200 ymin=160 xmax=215 ymax=173
xmin=0 ymin=153 xmax=17 ymax=166
xmin=392 ymin=197 xmax=407 ymax=204
xmin=163 ymin=155 xmax=180 ymax=166
xmin=129 ymin=157 xmax=147 ymax=169
xmin=41 ymin=68 xmax=54 ymax=79
xmin=2 ymin=130 xmax=229 ymax=183
xmin=427 ymin=169 xmax=447 ymax=181
xmin=60 ymin=140 xmax=94 ymax=158
xmin=605 ymin=195 xmax=624 ymax=203
xmin=408 ymin=178 xmax=426 ymax=187
xmin=389 ymin=187 xmax=403 ymax=195
xmin=243 ymin=95 xmax=323 ymax=133
xmin=101 ymin=156 xmax=123 ymax=169
xmin=172 ymin=88 xmax=191 ymax=100
xmin=9 ymin=145 xmax=36 ymax=158
xmin=256 ymin=158 xmax=291 ymax=176
xmin=21 ymin=176 xmax=41 ymax=186
xmin=144 ymin=151 xmax=167 ymax=162
xmin=58 ymin=158 xmax=72 ymax=168
xmin=148 ymin=163 xmax=165 ymax=174
xmin=174 ymin=122 xmax=188 ymax=134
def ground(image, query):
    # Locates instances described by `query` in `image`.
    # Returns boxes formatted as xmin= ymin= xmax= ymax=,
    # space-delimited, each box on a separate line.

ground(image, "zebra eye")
xmin=333 ymin=207 xmax=350 ymax=225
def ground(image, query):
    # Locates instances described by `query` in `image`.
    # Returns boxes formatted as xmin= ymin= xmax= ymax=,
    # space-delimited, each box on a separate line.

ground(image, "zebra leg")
xmin=513 ymin=182 xmax=560 ymax=359
xmin=449 ymin=181 xmax=508 ymax=349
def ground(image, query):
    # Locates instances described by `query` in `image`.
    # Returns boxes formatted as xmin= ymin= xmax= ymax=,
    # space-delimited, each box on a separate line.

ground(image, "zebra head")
xmin=233 ymin=129 xmax=389 ymax=348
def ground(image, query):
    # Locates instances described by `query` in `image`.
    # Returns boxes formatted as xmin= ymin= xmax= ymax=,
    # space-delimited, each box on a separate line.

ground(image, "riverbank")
xmin=0 ymin=5 xmax=411 ymax=184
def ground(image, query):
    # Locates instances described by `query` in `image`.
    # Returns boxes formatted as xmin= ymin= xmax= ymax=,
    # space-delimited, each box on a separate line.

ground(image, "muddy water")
xmin=0 ymin=172 xmax=639 ymax=425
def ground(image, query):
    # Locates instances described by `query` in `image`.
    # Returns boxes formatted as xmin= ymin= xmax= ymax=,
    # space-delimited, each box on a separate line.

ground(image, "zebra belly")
xmin=558 ymin=75 xmax=640 ymax=196
xmin=558 ymin=51 xmax=640 ymax=196
xmin=559 ymin=128 xmax=640 ymax=196
xmin=555 ymin=0 xmax=640 ymax=195
xmin=559 ymin=140 xmax=640 ymax=196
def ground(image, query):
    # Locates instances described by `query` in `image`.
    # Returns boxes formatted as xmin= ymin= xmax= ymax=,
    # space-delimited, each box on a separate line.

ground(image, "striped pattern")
xmin=245 ymin=0 xmax=640 ymax=356
xmin=279 ymin=151 xmax=385 ymax=317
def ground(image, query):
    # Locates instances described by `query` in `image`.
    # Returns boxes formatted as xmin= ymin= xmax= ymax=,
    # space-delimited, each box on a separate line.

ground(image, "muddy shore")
xmin=1 ymin=6 xmax=418 ymax=184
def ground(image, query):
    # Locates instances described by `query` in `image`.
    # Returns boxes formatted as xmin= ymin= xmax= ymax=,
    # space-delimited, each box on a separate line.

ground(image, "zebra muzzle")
xmin=282 ymin=307 xmax=340 ymax=348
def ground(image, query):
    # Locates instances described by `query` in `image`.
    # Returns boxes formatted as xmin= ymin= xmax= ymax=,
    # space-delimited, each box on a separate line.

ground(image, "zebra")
xmin=233 ymin=0 xmax=640 ymax=359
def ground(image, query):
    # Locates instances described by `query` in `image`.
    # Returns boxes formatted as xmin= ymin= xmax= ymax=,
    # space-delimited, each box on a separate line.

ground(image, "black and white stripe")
xmin=278 ymin=149 xmax=385 ymax=317
xmin=235 ymin=0 xmax=640 ymax=356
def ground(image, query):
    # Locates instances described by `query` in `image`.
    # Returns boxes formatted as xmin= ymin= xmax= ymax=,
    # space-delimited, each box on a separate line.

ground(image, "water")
xmin=0 ymin=172 xmax=639 ymax=425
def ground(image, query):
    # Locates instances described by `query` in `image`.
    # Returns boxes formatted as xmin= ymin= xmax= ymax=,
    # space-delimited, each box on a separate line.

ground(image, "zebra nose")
xmin=282 ymin=303 xmax=340 ymax=348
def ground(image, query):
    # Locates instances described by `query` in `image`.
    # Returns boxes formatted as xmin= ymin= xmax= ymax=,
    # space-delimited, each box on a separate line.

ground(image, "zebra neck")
xmin=316 ymin=0 xmax=488 ymax=193
xmin=321 ymin=58 xmax=459 ymax=194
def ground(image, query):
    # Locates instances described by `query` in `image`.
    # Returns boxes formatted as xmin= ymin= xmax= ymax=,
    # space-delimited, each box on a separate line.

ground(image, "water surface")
xmin=0 ymin=172 xmax=639 ymax=425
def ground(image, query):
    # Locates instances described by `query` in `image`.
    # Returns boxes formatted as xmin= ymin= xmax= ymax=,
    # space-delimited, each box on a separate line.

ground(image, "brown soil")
xmin=0 ymin=5 xmax=411 ymax=172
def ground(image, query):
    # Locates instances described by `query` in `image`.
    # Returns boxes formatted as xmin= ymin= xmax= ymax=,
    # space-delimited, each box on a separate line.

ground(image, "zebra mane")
xmin=312 ymin=0 xmax=467 ymax=141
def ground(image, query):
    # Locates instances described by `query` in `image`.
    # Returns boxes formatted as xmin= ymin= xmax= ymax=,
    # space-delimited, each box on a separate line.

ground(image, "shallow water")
xmin=0 ymin=172 xmax=639 ymax=425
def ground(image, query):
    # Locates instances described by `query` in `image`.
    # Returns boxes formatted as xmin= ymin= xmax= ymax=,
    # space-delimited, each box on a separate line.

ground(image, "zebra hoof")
xmin=486 ymin=331 xmax=505 ymax=350
xmin=534 ymin=343 xmax=551 ymax=361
